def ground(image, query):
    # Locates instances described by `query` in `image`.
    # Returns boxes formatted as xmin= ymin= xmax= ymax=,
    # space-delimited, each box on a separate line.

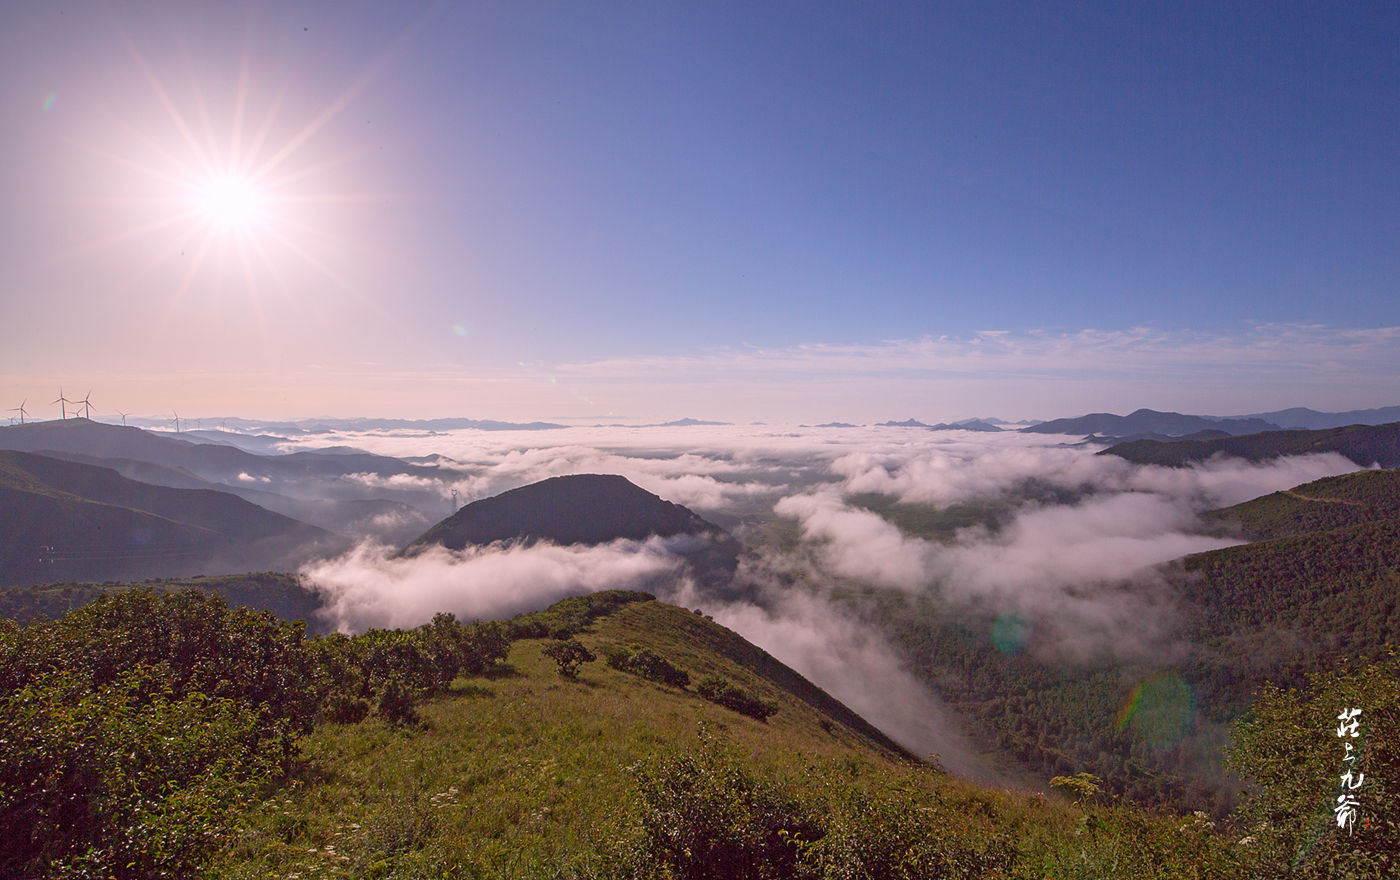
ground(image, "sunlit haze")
xmin=2 ymin=2 xmax=1397 ymax=422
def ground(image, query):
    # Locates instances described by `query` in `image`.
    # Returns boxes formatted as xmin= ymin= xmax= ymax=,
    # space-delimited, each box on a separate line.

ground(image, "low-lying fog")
xmin=282 ymin=423 xmax=1358 ymax=778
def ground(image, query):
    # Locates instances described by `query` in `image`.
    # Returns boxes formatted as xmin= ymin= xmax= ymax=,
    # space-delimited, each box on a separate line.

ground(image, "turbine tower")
xmin=77 ymin=390 xmax=94 ymax=420
xmin=51 ymin=388 xmax=74 ymax=420
xmin=7 ymin=400 xmax=27 ymax=425
xmin=172 ymin=410 xmax=181 ymax=433
xmin=117 ymin=411 xmax=129 ymax=426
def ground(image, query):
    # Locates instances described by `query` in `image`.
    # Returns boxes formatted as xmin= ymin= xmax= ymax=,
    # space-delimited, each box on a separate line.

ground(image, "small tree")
xmin=1049 ymin=772 xmax=1103 ymax=806
xmin=542 ymin=638 xmax=596 ymax=679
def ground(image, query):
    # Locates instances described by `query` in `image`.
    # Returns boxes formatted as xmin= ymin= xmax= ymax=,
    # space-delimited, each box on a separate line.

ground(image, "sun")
xmin=190 ymin=172 xmax=268 ymax=231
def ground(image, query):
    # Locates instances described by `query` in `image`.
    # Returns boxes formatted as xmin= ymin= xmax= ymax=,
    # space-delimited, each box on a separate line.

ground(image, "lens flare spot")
xmin=990 ymin=611 xmax=1031 ymax=654
xmin=41 ymin=93 xmax=57 ymax=112
xmin=1116 ymin=672 xmax=1195 ymax=749
xmin=451 ymin=324 xmax=468 ymax=337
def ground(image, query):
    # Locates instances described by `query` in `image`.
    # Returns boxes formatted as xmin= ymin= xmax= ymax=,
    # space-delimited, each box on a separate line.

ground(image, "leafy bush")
xmin=543 ymin=638 xmax=596 ymax=678
xmin=628 ymin=740 xmax=819 ymax=880
xmin=697 ymin=675 xmax=777 ymax=720
xmin=0 ymin=667 xmax=275 ymax=879
xmin=804 ymin=781 xmax=1014 ymax=879
xmin=605 ymin=644 xmax=690 ymax=688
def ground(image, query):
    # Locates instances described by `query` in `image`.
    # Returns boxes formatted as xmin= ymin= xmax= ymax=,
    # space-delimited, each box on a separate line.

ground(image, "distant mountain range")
xmin=1024 ymin=409 xmax=1278 ymax=437
xmin=1223 ymin=405 xmax=1400 ymax=430
xmin=145 ymin=416 xmax=568 ymax=434
xmin=1024 ymin=405 xmax=1400 ymax=439
xmin=874 ymin=418 xmax=1002 ymax=431
xmin=594 ymin=417 xmax=734 ymax=428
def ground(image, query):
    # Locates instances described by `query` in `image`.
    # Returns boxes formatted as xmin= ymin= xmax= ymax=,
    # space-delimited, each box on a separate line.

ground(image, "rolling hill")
xmin=1101 ymin=421 xmax=1400 ymax=467
xmin=0 ymin=450 xmax=334 ymax=586
xmin=1206 ymin=468 xmax=1400 ymax=541
xmin=0 ymin=418 xmax=455 ymax=497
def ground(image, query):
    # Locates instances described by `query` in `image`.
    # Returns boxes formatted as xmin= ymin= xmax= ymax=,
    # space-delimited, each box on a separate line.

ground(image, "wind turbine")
xmin=172 ymin=410 xmax=181 ymax=433
xmin=51 ymin=388 xmax=74 ymax=420
xmin=76 ymin=390 xmax=93 ymax=420
xmin=117 ymin=411 xmax=129 ymax=426
xmin=7 ymin=400 xmax=27 ymax=425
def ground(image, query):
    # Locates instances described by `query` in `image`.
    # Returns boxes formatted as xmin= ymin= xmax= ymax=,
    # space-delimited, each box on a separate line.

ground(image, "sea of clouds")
xmin=284 ymin=423 xmax=1358 ymax=775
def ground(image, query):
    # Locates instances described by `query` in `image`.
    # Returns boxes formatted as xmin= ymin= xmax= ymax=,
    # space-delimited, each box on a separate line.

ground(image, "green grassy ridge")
xmin=595 ymin=600 xmax=914 ymax=761
xmin=207 ymin=595 xmax=1258 ymax=879
xmin=211 ymin=599 xmax=921 ymax=877
xmin=1101 ymin=421 xmax=1400 ymax=468
xmin=1206 ymin=468 xmax=1400 ymax=541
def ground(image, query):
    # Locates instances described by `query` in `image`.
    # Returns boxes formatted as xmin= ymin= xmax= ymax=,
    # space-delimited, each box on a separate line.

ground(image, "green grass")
xmin=211 ymin=601 xmax=920 ymax=877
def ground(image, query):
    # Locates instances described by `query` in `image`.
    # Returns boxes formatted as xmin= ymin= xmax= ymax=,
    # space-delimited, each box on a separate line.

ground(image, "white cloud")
xmin=302 ymin=537 xmax=690 ymax=632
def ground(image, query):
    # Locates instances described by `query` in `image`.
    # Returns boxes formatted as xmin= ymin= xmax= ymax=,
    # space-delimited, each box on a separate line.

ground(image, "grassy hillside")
xmin=7 ymin=586 xmax=1392 ymax=878
xmin=1101 ymin=421 xmax=1400 ymax=467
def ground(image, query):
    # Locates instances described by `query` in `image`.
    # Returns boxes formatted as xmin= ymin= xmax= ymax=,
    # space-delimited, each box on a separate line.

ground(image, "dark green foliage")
xmin=628 ymin=740 xmax=820 ymax=880
xmin=0 ymin=669 xmax=275 ymax=879
xmin=1102 ymin=421 xmax=1400 ymax=468
xmin=1225 ymin=656 xmax=1400 ymax=878
xmin=303 ymin=613 xmax=509 ymax=727
xmin=606 ymin=643 xmax=691 ymax=688
xmin=0 ymin=590 xmax=311 ymax=878
xmin=0 ymin=588 xmax=514 ymax=878
xmin=698 ymin=675 xmax=778 ymax=720
xmin=375 ymin=674 xmax=422 ymax=725
xmin=1206 ymin=468 xmax=1400 ymax=541
xmin=802 ymin=783 xmax=1014 ymax=879
xmin=623 ymin=736 xmax=1015 ymax=880
xmin=543 ymin=637 xmax=597 ymax=678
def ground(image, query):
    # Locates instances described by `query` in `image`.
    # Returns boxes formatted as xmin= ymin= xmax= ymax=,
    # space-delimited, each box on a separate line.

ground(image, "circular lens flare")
xmin=192 ymin=173 xmax=265 ymax=230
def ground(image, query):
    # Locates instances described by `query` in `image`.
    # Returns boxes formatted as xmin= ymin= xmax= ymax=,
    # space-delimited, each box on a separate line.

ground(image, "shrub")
xmin=542 ymin=638 xmax=596 ymax=678
xmin=605 ymin=644 xmax=690 ymax=688
xmin=375 ymin=674 xmax=421 ymax=725
xmin=697 ymin=675 xmax=778 ymax=721
xmin=1050 ymin=772 xmax=1104 ymax=805
xmin=629 ymin=740 xmax=819 ymax=880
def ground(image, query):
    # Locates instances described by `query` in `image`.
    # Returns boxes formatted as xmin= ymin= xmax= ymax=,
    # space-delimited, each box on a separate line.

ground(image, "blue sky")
xmin=1 ymin=1 xmax=1396 ymax=421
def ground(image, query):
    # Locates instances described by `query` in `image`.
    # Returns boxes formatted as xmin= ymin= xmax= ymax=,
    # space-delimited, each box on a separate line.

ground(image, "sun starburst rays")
xmin=46 ymin=23 xmax=408 ymax=355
